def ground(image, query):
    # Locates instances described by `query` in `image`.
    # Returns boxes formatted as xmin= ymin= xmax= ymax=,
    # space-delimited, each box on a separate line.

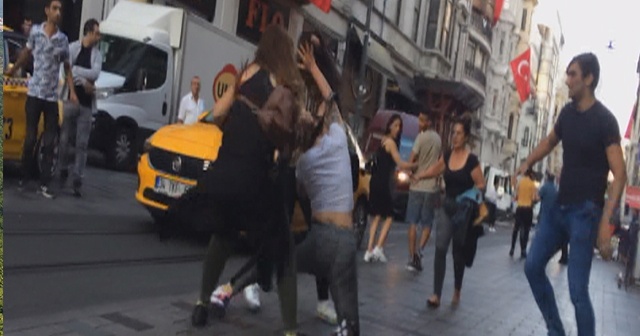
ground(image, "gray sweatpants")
xmin=59 ymin=102 xmax=92 ymax=186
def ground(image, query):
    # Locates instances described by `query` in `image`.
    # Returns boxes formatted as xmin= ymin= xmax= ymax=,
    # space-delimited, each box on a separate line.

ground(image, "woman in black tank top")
xmin=161 ymin=25 xmax=305 ymax=332
xmin=412 ymin=115 xmax=485 ymax=308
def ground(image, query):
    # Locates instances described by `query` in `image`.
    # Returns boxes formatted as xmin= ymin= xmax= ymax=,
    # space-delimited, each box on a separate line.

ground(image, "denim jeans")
xmin=405 ymin=190 xmax=439 ymax=228
xmin=524 ymin=200 xmax=602 ymax=336
xmin=297 ymin=222 xmax=359 ymax=335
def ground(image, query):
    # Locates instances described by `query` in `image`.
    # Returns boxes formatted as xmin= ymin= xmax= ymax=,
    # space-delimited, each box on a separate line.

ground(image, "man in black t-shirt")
xmin=516 ymin=53 xmax=626 ymax=336
xmin=59 ymin=19 xmax=102 ymax=197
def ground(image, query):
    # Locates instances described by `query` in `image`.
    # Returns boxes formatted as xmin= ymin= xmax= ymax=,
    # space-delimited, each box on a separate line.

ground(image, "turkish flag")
xmin=311 ymin=0 xmax=331 ymax=13
xmin=493 ymin=0 xmax=505 ymax=26
xmin=624 ymin=101 xmax=637 ymax=139
xmin=511 ymin=48 xmax=531 ymax=102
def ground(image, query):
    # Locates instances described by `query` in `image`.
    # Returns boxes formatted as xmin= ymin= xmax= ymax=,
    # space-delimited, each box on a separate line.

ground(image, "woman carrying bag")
xmin=412 ymin=114 xmax=485 ymax=308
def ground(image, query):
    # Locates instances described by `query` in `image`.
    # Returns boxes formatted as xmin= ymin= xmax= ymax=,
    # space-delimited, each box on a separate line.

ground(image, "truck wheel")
xmin=32 ymin=133 xmax=60 ymax=178
xmin=108 ymin=126 xmax=136 ymax=171
xmin=353 ymin=199 xmax=368 ymax=250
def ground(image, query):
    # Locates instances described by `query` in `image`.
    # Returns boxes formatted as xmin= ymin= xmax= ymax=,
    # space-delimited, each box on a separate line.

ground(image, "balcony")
xmin=464 ymin=61 xmax=487 ymax=87
xmin=470 ymin=10 xmax=493 ymax=44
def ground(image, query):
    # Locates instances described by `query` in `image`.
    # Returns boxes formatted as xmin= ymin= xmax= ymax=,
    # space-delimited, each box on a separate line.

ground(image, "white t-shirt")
xmin=178 ymin=93 xmax=205 ymax=125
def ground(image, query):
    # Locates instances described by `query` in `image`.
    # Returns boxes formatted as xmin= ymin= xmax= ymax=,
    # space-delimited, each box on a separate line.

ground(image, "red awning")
xmin=311 ymin=0 xmax=331 ymax=13
xmin=626 ymin=186 xmax=640 ymax=209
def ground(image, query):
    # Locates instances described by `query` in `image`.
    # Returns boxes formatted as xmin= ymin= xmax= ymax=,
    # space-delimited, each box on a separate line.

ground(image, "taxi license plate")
xmin=154 ymin=177 xmax=191 ymax=198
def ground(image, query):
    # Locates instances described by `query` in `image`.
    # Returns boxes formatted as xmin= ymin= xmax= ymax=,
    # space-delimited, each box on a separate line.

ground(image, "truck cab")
xmin=91 ymin=1 xmax=255 ymax=171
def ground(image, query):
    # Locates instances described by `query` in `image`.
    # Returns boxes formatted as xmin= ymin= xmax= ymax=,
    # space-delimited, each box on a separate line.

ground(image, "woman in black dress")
xmin=365 ymin=115 xmax=415 ymax=263
xmin=166 ymin=25 xmax=305 ymax=331
xmin=413 ymin=114 xmax=485 ymax=308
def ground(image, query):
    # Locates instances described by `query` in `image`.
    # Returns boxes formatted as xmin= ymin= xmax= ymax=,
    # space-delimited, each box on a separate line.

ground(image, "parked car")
xmin=2 ymin=25 xmax=62 ymax=176
xmin=135 ymin=111 xmax=371 ymax=248
xmin=363 ymin=110 xmax=420 ymax=218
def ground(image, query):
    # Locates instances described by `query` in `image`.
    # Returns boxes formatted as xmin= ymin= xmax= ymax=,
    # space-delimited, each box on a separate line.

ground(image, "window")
xmin=521 ymin=9 xmax=528 ymax=31
xmin=101 ymin=34 xmax=168 ymax=92
xmin=440 ymin=0 xmax=454 ymax=56
xmin=508 ymin=113 xmax=514 ymax=138
xmin=492 ymin=90 xmax=499 ymax=110
xmin=412 ymin=0 xmax=422 ymax=41
xmin=396 ymin=0 xmax=403 ymax=25
xmin=522 ymin=127 xmax=530 ymax=147
xmin=466 ymin=41 xmax=476 ymax=65
xmin=424 ymin=0 xmax=441 ymax=48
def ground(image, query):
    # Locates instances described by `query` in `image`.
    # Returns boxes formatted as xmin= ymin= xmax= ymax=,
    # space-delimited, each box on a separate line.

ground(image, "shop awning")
xmin=353 ymin=27 xmax=397 ymax=78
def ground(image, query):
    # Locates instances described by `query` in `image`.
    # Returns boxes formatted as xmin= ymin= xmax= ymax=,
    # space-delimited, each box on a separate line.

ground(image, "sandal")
xmin=427 ymin=296 xmax=440 ymax=308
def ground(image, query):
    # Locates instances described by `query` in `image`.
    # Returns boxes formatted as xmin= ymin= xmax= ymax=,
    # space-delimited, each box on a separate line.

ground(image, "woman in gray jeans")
xmin=412 ymin=114 xmax=485 ymax=308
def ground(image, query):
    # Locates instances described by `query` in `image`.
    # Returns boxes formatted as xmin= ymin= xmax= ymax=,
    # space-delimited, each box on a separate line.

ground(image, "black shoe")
xmin=509 ymin=249 xmax=514 ymax=257
xmin=72 ymin=180 xmax=82 ymax=198
xmin=59 ymin=169 xmax=69 ymax=187
xmin=191 ymin=303 xmax=208 ymax=327
xmin=17 ymin=180 xmax=26 ymax=192
xmin=521 ymin=251 xmax=527 ymax=259
xmin=414 ymin=253 xmax=423 ymax=272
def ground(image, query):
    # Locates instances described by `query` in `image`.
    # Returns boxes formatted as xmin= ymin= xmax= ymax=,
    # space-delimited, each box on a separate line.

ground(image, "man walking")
xmin=59 ymin=18 xmax=102 ymax=197
xmin=406 ymin=111 xmax=441 ymax=272
xmin=518 ymin=53 xmax=626 ymax=336
xmin=5 ymin=0 xmax=77 ymax=199
xmin=510 ymin=169 xmax=537 ymax=258
xmin=177 ymin=76 xmax=204 ymax=125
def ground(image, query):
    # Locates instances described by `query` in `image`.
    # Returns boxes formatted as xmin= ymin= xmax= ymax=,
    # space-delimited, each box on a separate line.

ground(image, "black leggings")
xmin=434 ymin=211 xmax=467 ymax=297
xmin=512 ymin=207 xmax=533 ymax=253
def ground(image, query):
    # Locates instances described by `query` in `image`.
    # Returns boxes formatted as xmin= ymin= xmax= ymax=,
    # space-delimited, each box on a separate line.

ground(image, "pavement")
xmin=4 ymin=214 xmax=640 ymax=336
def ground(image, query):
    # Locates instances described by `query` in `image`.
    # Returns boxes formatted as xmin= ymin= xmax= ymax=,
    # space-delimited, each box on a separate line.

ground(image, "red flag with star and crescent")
xmin=311 ymin=0 xmax=331 ymax=13
xmin=511 ymin=48 xmax=531 ymax=102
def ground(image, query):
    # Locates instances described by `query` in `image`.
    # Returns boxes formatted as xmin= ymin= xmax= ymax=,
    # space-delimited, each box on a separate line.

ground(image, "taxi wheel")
xmin=32 ymin=133 xmax=60 ymax=178
xmin=353 ymin=199 xmax=368 ymax=250
xmin=108 ymin=126 xmax=136 ymax=171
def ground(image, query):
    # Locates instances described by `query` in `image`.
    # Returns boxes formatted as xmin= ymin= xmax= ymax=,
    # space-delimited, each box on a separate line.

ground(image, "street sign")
xmin=212 ymin=64 xmax=238 ymax=103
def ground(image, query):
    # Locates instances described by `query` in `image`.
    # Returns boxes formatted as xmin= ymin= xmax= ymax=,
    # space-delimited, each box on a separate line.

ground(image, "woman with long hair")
xmin=166 ymin=25 xmax=304 ymax=332
xmin=412 ymin=114 xmax=485 ymax=308
xmin=207 ymin=31 xmax=342 ymax=326
xmin=365 ymin=115 xmax=415 ymax=263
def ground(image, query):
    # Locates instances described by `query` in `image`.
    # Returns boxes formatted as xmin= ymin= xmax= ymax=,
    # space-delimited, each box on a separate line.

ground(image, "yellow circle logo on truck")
xmin=213 ymin=64 xmax=238 ymax=102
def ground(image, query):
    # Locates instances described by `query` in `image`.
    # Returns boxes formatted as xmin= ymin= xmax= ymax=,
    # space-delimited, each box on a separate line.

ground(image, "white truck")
xmin=92 ymin=1 xmax=256 ymax=170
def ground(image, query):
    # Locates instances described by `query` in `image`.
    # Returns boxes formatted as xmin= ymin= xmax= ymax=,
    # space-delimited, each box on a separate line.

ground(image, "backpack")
xmin=237 ymin=85 xmax=299 ymax=152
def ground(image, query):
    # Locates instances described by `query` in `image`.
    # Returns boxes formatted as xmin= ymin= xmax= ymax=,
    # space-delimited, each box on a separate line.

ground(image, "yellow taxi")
xmin=136 ymin=111 xmax=371 ymax=248
xmin=2 ymin=26 xmax=63 ymax=176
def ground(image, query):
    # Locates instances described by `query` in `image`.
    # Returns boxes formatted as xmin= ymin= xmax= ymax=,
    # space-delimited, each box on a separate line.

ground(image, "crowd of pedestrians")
xmin=3 ymin=2 xmax=629 ymax=335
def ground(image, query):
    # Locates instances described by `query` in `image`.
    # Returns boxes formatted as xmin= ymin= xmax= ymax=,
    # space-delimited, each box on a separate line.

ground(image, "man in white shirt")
xmin=177 ymin=76 xmax=204 ymax=125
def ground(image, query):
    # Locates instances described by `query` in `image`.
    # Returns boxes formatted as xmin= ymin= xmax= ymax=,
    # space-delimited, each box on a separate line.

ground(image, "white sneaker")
xmin=210 ymin=283 xmax=232 ymax=307
xmin=372 ymin=246 xmax=387 ymax=263
xmin=316 ymin=300 xmax=338 ymax=325
xmin=243 ymin=283 xmax=261 ymax=312
xmin=363 ymin=250 xmax=375 ymax=262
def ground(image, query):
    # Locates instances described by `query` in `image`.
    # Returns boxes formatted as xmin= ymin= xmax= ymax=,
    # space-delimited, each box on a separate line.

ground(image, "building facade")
xmin=479 ymin=0 xmax=518 ymax=170
xmin=501 ymin=0 xmax=536 ymax=172
xmin=546 ymin=80 xmax=567 ymax=177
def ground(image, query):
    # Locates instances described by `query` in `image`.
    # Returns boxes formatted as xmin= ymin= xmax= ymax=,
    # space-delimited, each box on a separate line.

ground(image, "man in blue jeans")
xmin=516 ymin=53 xmax=626 ymax=336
